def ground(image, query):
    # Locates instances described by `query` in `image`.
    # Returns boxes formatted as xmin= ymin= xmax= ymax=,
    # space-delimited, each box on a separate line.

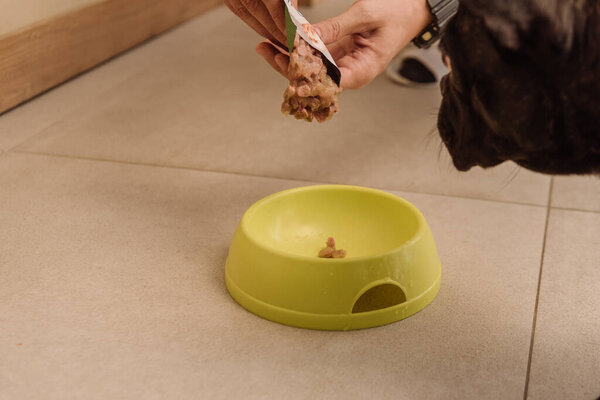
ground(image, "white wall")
xmin=0 ymin=0 xmax=103 ymax=36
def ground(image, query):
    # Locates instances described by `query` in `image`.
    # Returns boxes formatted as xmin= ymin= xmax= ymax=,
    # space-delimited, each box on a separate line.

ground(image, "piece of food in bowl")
xmin=318 ymin=237 xmax=346 ymax=258
xmin=281 ymin=35 xmax=340 ymax=123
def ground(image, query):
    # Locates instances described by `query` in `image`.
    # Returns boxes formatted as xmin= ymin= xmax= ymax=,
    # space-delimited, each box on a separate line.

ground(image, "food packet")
xmin=283 ymin=0 xmax=341 ymax=86
xmin=281 ymin=0 xmax=342 ymax=122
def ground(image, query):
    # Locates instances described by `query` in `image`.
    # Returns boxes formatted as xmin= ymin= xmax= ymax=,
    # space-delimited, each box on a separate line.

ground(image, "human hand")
xmin=223 ymin=0 xmax=297 ymax=48
xmin=256 ymin=0 xmax=432 ymax=89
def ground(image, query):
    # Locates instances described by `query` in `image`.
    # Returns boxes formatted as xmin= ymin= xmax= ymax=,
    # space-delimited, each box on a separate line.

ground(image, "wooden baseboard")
xmin=0 ymin=0 xmax=221 ymax=114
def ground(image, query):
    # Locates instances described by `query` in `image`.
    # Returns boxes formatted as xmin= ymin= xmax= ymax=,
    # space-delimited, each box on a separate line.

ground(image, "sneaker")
xmin=385 ymin=44 xmax=448 ymax=87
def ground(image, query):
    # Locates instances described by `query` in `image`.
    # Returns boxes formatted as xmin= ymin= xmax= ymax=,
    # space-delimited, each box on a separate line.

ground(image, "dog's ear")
xmin=458 ymin=0 xmax=531 ymax=50
xmin=459 ymin=0 xmax=578 ymax=53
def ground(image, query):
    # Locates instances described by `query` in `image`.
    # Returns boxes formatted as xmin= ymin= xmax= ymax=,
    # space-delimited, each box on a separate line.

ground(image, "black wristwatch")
xmin=412 ymin=0 xmax=459 ymax=48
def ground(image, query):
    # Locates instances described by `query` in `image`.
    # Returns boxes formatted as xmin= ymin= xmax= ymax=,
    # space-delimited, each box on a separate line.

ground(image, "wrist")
xmin=407 ymin=0 xmax=434 ymax=39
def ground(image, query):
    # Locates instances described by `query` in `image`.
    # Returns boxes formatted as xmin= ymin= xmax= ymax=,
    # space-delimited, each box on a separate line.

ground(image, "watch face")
xmin=413 ymin=24 xmax=440 ymax=49
xmin=421 ymin=31 xmax=434 ymax=42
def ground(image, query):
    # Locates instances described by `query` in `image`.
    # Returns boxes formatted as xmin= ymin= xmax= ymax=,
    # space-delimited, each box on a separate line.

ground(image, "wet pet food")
xmin=318 ymin=237 xmax=346 ymax=258
xmin=281 ymin=35 xmax=340 ymax=123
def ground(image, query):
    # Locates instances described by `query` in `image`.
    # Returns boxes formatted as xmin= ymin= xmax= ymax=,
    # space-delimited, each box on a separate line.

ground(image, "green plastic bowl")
xmin=225 ymin=185 xmax=441 ymax=330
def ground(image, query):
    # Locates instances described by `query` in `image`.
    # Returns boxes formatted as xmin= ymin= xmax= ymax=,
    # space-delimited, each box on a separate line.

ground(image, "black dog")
xmin=438 ymin=0 xmax=600 ymax=174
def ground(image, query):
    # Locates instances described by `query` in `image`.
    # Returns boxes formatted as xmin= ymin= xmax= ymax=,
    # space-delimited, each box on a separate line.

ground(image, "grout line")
xmin=523 ymin=177 xmax=554 ymax=400
xmin=12 ymin=148 xmax=349 ymax=183
xmin=550 ymin=206 xmax=600 ymax=215
xmin=11 ymin=149 xmax=550 ymax=209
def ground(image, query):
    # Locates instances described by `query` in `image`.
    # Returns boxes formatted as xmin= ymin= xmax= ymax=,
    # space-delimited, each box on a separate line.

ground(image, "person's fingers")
xmin=338 ymin=66 xmax=362 ymax=90
xmin=239 ymin=0 xmax=287 ymax=44
xmin=326 ymin=36 xmax=355 ymax=60
xmin=256 ymin=41 xmax=288 ymax=78
xmin=342 ymin=63 xmax=378 ymax=89
xmin=313 ymin=2 xmax=379 ymax=44
xmin=224 ymin=0 xmax=280 ymax=44
xmin=256 ymin=42 xmax=282 ymax=74
xmin=263 ymin=0 xmax=288 ymax=37
xmin=266 ymin=0 xmax=297 ymax=39
xmin=274 ymin=53 xmax=289 ymax=72
xmin=265 ymin=38 xmax=289 ymax=55
xmin=326 ymin=42 xmax=344 ymax=61
xmin=336 ymin=48 xmax=381 ymax=89
xmin=338 ymin=64 xmax=375 ymax=90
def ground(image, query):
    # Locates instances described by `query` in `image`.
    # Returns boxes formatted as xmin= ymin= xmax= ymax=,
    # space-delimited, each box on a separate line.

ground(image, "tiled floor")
xmin=552 ymin=176 xmax=600 ymax=213
xmin=526 ymin=210 xmax=600 ymax=400
xmin=0 ymin=3 xmax=598 ymax=400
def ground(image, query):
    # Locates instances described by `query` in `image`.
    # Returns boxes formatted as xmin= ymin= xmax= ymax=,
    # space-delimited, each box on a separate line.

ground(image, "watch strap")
xmin=429 ymin=0 xmax=459 ymax=29
xmin=412 ymin=0 xmax=458 ymax=49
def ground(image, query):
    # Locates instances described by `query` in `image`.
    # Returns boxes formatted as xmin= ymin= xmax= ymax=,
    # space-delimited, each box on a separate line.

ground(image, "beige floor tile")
xmin=526 ymin=209 xmax=600 ymax=399
xmin=0 ymin=57 xmax=128 ymax=151
xmin=1 ymin=153 xmax=547 ymax=399
xmin=0 ymin=55 xmax=135 ymax=152
xmin=0 ymin=6 xmax=231 ymax=151
xmin=551 ymin=175 xmax=600 ymax=213
xmin=12 ymin=3 xmax=550 ymax=205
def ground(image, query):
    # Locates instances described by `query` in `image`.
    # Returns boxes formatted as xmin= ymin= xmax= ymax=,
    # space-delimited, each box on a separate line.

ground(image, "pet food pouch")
xmin=283 ymin=0 xmax=341 ymax=86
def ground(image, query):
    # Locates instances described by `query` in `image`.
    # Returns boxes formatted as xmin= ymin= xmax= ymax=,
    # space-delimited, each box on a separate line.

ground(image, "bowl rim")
xmin=239 ymin=184 xmax=426 ymax=263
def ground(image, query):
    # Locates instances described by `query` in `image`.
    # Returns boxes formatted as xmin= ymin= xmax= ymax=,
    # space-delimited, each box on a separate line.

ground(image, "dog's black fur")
xmin=438 ymin=0 xmax=600 ymax=174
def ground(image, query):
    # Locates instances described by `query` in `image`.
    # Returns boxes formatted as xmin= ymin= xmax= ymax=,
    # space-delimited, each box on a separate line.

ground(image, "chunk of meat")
xmin=318 ymin=237 xmax=346 ymax=258
xmin=318 ymin=246 xmax=335 ymax=258
xmin=282 ymin=35 xmax=340 ymax=123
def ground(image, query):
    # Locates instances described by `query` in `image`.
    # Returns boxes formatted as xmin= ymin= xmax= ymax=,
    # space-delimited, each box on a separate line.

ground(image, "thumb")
xmin=313 ymin=3 xmax=375 ymax=44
